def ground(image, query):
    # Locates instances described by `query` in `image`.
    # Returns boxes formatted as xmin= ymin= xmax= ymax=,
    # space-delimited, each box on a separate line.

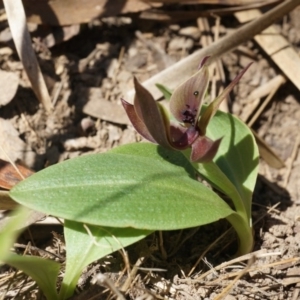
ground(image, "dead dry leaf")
xmin=21 ymin=0 xmax=153 ymax=26
xmin=0 ymin=190 xmax=19 ymax=210
xmin=252 ymin=130 xmax=285 ymax=169
xmin=0 ymin=159 xmax=34 ymax=190
xmin=79 ymin=87 xmax=130 ymax=125
xmin=3 ymin=0 xmax=53 ymax=112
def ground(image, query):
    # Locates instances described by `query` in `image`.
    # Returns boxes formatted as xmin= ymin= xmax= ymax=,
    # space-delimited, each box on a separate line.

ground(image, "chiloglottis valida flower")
xmin=121 ymin=57 xmax=251 ymax=163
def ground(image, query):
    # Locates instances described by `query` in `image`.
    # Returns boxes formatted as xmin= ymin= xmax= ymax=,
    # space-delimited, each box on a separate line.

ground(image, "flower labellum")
xmin=121 ymin=57 xmax=252 ymax=163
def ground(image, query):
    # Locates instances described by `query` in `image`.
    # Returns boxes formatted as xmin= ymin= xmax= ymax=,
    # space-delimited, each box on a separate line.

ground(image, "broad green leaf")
xmin=199 ymin=110 xmax=259 ymax=220
xmin=10 ymin=143 xmax=234 ymax=230
xmin=59 ymin=221 xmax=151 ymax=299
xmin=0 ymin=207 xmax=60 ymax=299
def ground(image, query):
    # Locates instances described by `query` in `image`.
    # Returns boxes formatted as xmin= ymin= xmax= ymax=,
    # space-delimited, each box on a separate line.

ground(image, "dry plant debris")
xmin=0 ymin=0 xmax=300 ymax=299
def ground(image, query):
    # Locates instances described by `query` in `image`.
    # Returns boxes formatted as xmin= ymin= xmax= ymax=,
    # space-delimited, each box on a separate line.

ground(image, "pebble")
xmin=179 ymin=26 xmax=200 ymax=40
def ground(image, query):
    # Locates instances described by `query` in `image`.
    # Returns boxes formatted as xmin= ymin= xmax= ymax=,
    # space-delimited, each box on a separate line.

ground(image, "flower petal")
xmin=169 ymin=60 xmax=209 ymax=126
xmin=190 ymin=136 xmax=222 ymax=163
xmin=133 ymin=77 xmax=173 ymax=149
xmin=198 ymin=62 xmax=252 ymax=135
xmin=121 ymin=98 xmax=156 ymax=143
xmin=170 ymin=123 xmax=198 ymax=149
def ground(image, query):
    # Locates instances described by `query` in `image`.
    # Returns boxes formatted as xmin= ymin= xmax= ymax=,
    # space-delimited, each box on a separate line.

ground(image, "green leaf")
xmin=5 ymin=253 xmax=60 ymax=300
xmin=0 ymin=207 xmax=60 ymax=299
xmin=155 ymin=83 xmax=172 ymax=100
xmin=10 ymin=143 xmax=234 ymax=230
xmin=195 ymin=161 xmax=244 ymax=214
xmin=59 ymin=221 xmax=151 ymax=299
xmin=0 ymin=206 xmax=28 ymax=261
xmin=197 ymin=110 xmax=259 ymax=221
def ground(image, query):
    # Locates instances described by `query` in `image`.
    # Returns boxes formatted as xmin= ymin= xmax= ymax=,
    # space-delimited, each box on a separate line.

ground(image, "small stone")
xmin=169 ymin=24 xmax=180 ymax=31
xmin=168 ymin=37 xmax=194 ymax=51
xmin=224 ymin=295 xmax=236 ymax=300
xmin=179 ymin=26 xmax=200 ymax=40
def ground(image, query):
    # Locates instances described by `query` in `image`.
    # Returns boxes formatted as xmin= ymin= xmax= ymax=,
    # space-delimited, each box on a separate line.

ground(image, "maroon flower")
xmin=121 ymin=57 xmax=251 ymax=163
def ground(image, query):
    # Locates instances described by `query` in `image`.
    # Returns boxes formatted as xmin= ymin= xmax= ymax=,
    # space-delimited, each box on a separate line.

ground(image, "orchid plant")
xmin=4 ymin=57 xmax=259 ymax=299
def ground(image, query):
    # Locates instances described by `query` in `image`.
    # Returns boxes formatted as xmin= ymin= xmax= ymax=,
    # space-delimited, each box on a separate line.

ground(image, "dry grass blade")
xmin=128 ymin=0 xmax=300 ymax=101
xmin=240 ymin=74 xmax=286 ymax=122
xmin=120 ymin=257 xmax=145 ymax=292
xmin=188 ymin=228 xmax=232 ymax=276
xmin=235 ymin=9 xmax=300 ymax=92
xmin=210 ymin=256 xmax=300 ymax=283
xmin=92 ymin=274 xmax=126 ymax=300
xmin=195 ymin=249 xmax=277 ymax=280
xmin=141 ymin=0 xmax=282 ymax=21
xmin=238 ymin=73 xmax=286 ymax=169
xmin=214 ymin=255 xmax=256 ymax=300
xmin=283 ymin=133 xmax=300 ymax=188
xmin=3 ymin=0 xmax=53 ymax=113
xmin=247 ymin=77 xmax=285 ymax=127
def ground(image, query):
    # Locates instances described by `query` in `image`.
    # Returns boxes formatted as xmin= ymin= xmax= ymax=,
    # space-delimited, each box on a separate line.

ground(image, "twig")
xmin=247 ymin=76 xmax=286 ymax=127
xmin=14 ymin=243 xmax=64 ymax=260
xmin=240 ymin=74 xmax=285 ymax=122
xmin=128 ymin=0 xmax=300 ymax=101
xmin=252 ymin=202 xmax=281 ymax=226
xmin=292 ymin=285 xmax=300 ymax=300
xmin=120 ymin=257 xmax=145 ymax=293
xmin=210 ymin=256 xmax=300 ymax=284
xmin=158 ymin=231 xmax=167 ymax=260
xmin=196 ymin=249 xmax=268 ymax=281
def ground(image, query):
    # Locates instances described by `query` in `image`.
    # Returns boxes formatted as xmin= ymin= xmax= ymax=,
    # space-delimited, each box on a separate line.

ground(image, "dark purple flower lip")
xmin=121 ymin=57 xmax=252 ymax=163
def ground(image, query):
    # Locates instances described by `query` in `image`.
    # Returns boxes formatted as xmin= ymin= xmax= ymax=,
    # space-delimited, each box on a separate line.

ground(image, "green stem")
xmin=181 ymin=149 xmax=253 ymax=255
xmin=182 ymin=149 xmax=249 ymax=219
xmin=227 ymin=213 xmax=253 ymax=255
